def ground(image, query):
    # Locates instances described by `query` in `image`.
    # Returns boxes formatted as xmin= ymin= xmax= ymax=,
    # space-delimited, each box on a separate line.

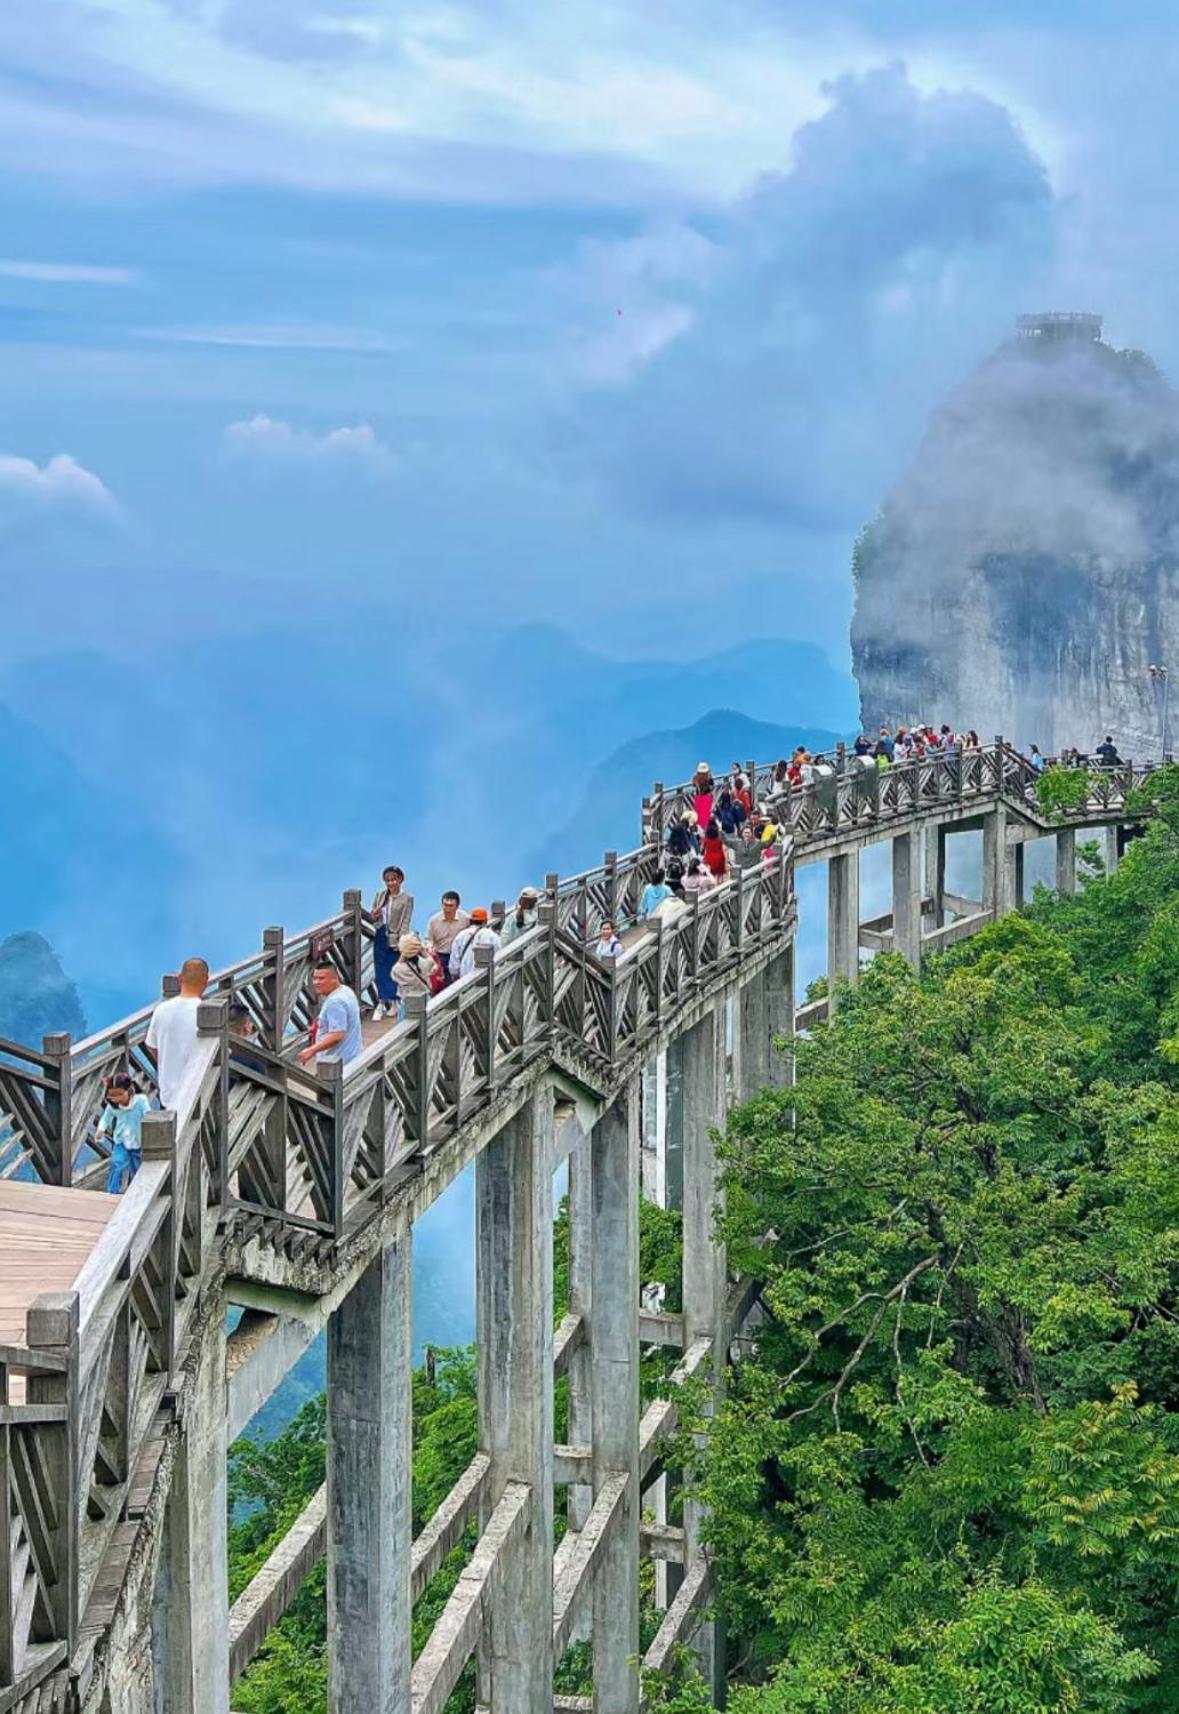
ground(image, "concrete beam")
xmin=639 ymin=1309 xmax=685 ymax=1348
xmin=921 ymin=910 xmax=995 ymax=953
xmin=553 ymin=1444 xmax=592 ymax=1485
xmin=411 ymin=1482 xmax=530 ymax=1714
xmin=642 ymin=1556 xmax=712 ymax=1676
xmin=226 ymin=1309 xmax=318 ymax=1444
xmin=640 ymin=1522 xmax=686 ymax=1564
xmin=552 ymin=1470 xmax=629 ymax=1658
xmin=230 ymin=1489 xmax=326 ymax=1684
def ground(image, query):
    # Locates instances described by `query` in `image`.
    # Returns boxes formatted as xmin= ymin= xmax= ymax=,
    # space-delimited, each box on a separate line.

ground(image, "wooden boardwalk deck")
xmin=0 ymin=1178 xmax=119 ymax=1348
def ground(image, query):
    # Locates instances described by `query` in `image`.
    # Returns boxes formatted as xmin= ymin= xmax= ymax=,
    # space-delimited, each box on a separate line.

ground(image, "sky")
xmin=4 ymin=0 xmax=1173 ymax=1372
xmin=5 ymin=0 xmax=1179 ymax=675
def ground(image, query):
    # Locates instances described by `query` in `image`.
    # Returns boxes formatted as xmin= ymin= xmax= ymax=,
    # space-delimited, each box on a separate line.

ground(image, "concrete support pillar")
xmin=891 ymin=831 xmax=922 ymax=969
xmin=590 ymin=1081 xmax=641 ymax=1714
xmin=680 ymin=1010 xmax=727 ymax=1701
xmin=664 ymin=1037 xmax=685 ymax=1212
xmin=1055 ymin=827 xmax=1077 ymax=896
xmin=737 ymin=969 xmax=770 ymax=1102
xmin=152 ymin=1303 xmax=229 ymax=1714
xmin=566 ymin=1124 xmax=593 ymax=1533
xmin=326 ymin=1220 xmax=412 ymax=1714
xmin=1105 ymin=824 xmax=1121 ymax=874
xmin=476 ymin=1092 xmax=555 ymax=1712
xmin=640 ymin=1053 xmax=671 ymax=1611
xmin=982 ymin=805 xmax=1020 ymax=917
xmin=764 ymin=943 xmax=795 ymax=1091
xmin=641 ymin=1051 xmax=668 ymax=1208
xmin=827 ymin=851 xmax=860 ymax=995
xmin=923 ymin=823 xmax=946 ymax=929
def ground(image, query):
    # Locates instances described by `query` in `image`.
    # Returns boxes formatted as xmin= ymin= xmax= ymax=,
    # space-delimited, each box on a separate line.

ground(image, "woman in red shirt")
xmin=701 ymin=818 xmax=728 ymax=879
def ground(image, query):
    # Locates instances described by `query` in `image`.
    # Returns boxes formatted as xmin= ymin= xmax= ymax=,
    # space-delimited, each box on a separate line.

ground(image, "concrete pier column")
xmin=152 ymin=1302 xmax=229 ymax=1714
xmin=680 ymin=1010 xmax=727 ymax=1700
xmin=1055 ymin=827 xmax=1077 ymax=896
xmin=764 ymin=944 xmax=795 ymax=1091
xmin=737 ymin=970 xmax=770 ymax=1101
xmin=326 ymin=1218 xmax=412 ymax=1714
xmin=891 ymin=830 xmax=922 ymax=969
xmin=590 ymin=1080 xmax=641 ymax=1714
xmin=982 ymin=805 xmax=1020 ymax=917
xmin=1104 ymin=824 xmax=1121 ymax=874
xmin=923 ymin=823 xmax=946 ymax=930
xmin=827 ymin=851 xmax=860 ymax=994
xmin=476 ymin=1092 xmax=555 ymax=1712
xmin=566 ymin=1123 xmax=593 ymax=1533
xmin=640 ymin=1053 xmax=672 ymax=1611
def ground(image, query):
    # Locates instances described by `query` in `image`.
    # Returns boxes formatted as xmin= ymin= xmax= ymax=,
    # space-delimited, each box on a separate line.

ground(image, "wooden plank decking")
xmin=0 ymin=1178 xmax=120 ymax=1348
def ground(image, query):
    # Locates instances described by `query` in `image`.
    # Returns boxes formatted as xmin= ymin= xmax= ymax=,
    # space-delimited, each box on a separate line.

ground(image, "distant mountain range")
xmin=532 ymin=707 xmax=843 ymax=877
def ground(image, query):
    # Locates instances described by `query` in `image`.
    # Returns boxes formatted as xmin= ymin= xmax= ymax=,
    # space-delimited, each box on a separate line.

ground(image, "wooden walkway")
xmin=0 ymin=1178 xmax=119 ymax=1348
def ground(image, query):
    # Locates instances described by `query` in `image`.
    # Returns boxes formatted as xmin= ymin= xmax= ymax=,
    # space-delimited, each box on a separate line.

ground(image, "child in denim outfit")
xmin=96 ymin=1074 xmax=150 ymax=1194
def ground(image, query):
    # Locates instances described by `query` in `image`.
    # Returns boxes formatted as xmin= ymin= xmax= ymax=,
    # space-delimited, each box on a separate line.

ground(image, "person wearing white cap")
xmin=691 ymin=762 xmax=715 ymax=831
xmin=501 ymin=886 xmax=542 ymax=944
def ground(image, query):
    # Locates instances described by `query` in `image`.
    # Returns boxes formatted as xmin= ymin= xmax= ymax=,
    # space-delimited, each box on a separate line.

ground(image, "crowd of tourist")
xmin=97 ymin=726 xmax=1130 ymax=1193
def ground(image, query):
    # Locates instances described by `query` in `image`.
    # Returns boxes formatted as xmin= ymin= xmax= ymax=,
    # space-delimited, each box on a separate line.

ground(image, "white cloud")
xmin=0 ymin=259 xmax=137 ymax=284
xmin=148 ymin=322 xmax=399 ymax=352
xmin=0 ymin=452 xmax=118 ymax=512
xmin=222 ymin=413 xmax=398 ymax=474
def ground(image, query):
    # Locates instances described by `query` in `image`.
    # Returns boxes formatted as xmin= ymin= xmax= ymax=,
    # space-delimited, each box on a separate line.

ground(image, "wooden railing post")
xmin=263 ymin=925 xmax=285 ymax=1051
xmin=41 ymin=1032 xmax=72 ymax=1188
xmin=538 ymin=899 xmax=558 ymax=1043
xmin=475 ymin=945 xmax=497 ymax=1095
xmin=316 ymin=1058 xmax=346 ymax=1238
xmin=604 ymin=850 xmax=619 ymax=930
xmin=141 ymin=1111 xmax=179 ymax=1379
xmin=26 ymin=1291 xmax=79 ymax=1658
xmin=652 ymin=917 xmax=665 ymax=1031
xmin=198 ymin=1000 xmax=230 ymax=1211
xmin=342 ymin=889 xmax=365 ymax=998
xmin=403 ymin=995 xmax=431 ymax=1153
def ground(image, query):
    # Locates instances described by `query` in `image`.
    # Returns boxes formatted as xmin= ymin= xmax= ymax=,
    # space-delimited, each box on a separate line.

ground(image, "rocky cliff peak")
xmin=851 ymin=315 xmax=1177 ymax=757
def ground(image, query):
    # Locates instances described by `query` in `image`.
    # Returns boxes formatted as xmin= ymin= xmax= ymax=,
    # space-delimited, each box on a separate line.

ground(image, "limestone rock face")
xmin=851 ymin=321 xmax=1179 ymax=759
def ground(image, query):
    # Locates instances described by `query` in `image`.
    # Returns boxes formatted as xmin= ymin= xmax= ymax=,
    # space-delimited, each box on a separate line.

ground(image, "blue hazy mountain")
xmin=0 ymin=700 xmax=177 ymax=1026
xmin=533 ymin=708 xmax=844 ymax=877
xmin=0 ymin=932 xmax=86 ymax=1044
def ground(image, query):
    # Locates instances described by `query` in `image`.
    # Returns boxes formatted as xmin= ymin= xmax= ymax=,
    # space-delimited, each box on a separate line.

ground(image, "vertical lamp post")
xmin=1148 ymin=663 xmax=1170 ymax=761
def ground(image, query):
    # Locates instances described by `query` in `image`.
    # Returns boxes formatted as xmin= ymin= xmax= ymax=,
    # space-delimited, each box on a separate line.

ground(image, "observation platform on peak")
xmin=0 ymin=734 xmax=1160 ymax=1714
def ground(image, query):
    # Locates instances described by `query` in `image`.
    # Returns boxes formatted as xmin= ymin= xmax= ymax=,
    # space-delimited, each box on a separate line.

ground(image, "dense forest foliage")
xmin=699 ymin=768 xmax=1179 ymax=1712
xmin=228 ymin=768 xmax=1179 ymax=1712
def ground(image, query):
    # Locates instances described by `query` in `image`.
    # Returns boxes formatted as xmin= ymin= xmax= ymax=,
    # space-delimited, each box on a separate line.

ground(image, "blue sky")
xmin=5 ymin=0 xmax=1179 ymax=670
xmin=3 ymin=0 xmax=1179 ymax=1017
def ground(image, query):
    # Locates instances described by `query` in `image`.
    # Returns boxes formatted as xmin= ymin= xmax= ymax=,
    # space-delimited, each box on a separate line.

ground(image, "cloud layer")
xmin=569 ymin=64 xmax=1053 ymax=529
xmin=0 ymin=453 xmax=116 ymax=513
xmin=222 ymin=414 xmax=398 ymax=474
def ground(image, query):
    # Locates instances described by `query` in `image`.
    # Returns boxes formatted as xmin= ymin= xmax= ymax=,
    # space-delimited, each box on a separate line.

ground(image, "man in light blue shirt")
xmin=639 ymin=869 xmax=672 ymax=918
xmin=299 ymin=959 xmax=364 ymax=1068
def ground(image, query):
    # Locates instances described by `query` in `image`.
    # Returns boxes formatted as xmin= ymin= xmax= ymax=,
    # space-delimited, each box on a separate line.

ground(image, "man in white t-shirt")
xmin=145 ymin=957 xmax=209 ymax=1108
